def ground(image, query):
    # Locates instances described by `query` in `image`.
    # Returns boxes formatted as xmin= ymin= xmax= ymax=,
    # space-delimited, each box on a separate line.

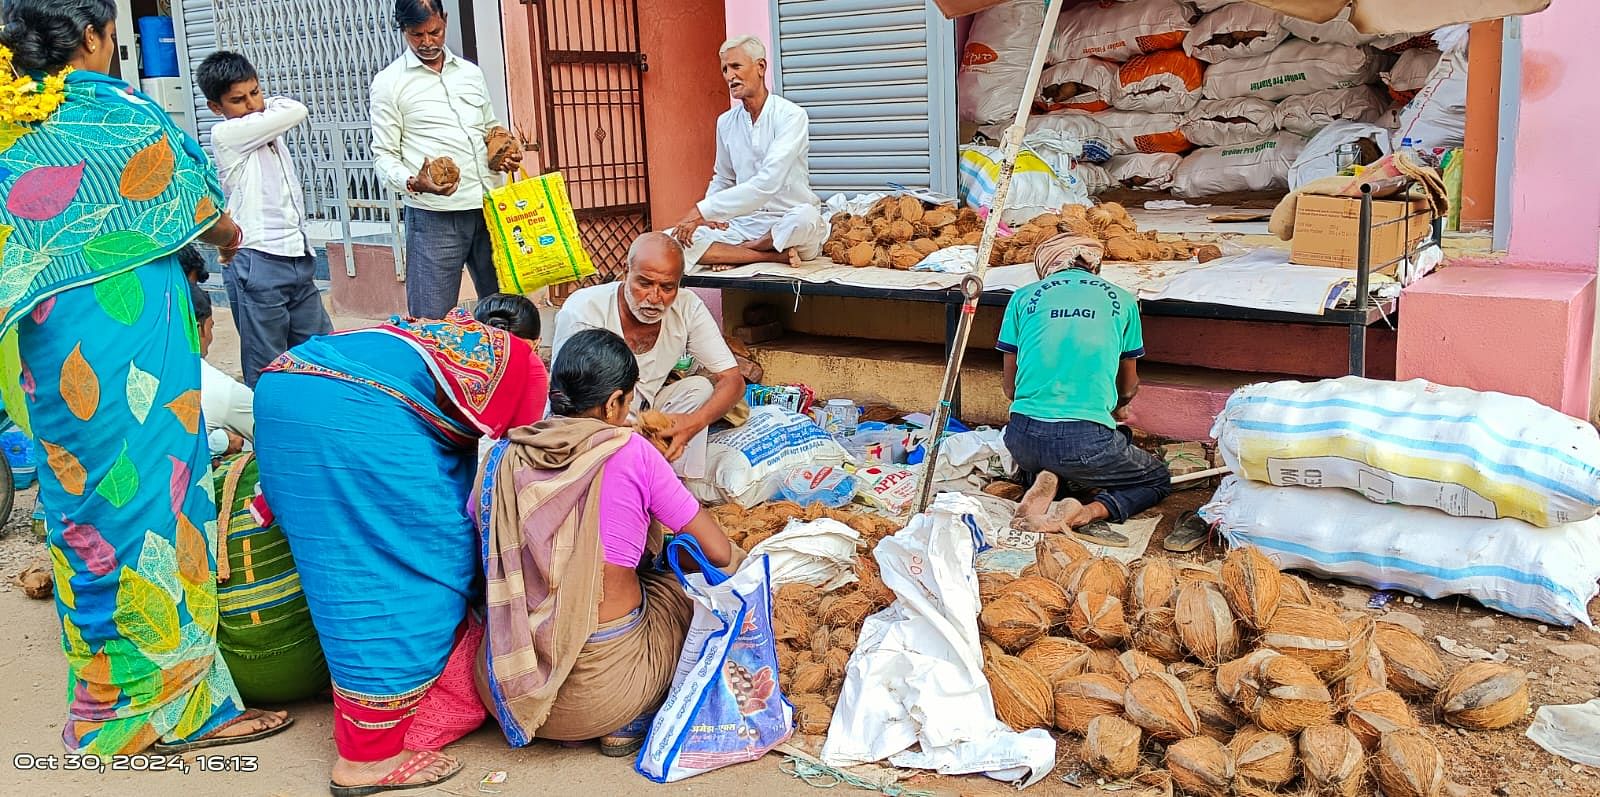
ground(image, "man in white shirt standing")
xmin=198 ymin=51 xmax=333 ymax=387
xmin=669 ymin=35 xmax=827 ymax=273
xmin=370 ymin=0 xmax=523 ymax=320
xmin=551 ymin=233 xmax=743 ymax=479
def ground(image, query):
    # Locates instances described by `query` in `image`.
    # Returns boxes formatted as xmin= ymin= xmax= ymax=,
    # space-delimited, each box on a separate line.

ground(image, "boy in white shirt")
xmin=198 ymin=51 xmax=333 ymax=387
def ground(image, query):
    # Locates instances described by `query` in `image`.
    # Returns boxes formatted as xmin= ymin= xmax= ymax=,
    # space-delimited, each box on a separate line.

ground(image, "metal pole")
xmin=913 ymin=0 xmax=1064 ymax=515
xmin=1350 ymin=185 xmax=1373 ymax=377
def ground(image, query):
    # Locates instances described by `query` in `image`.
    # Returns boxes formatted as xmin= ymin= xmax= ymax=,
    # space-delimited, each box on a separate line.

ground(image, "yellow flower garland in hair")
xmin=0 ymin=43 xmax=71 ymax=126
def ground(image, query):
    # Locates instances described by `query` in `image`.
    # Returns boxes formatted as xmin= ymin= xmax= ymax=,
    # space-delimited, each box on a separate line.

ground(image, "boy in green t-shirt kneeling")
xmin=997 ymin=237 xmax=1171 ymax=542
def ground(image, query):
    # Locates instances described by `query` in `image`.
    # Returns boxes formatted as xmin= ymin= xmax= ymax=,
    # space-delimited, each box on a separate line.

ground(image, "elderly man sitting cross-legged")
xmin=550 ymin=233 xmax=744 ymax=479
xmin=669 ymin=34 xmax=827 ymax=272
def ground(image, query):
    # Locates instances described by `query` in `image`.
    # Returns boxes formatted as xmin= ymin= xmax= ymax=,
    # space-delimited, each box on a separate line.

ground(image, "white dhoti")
xmin=652 ymin=375 xmax=716 ymax=480
xmin=678 ymin=205 xmax=828 ymax=271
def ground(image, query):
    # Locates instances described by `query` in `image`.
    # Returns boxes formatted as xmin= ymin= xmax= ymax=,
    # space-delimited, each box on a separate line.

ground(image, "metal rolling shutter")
xmin=177 ymin=0 xmax=218 ymax=145
xmin=773 ymin=0 xmax=957 ymax=199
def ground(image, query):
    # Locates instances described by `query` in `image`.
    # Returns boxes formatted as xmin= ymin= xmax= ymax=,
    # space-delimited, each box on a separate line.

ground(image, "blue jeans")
xmin=1004 ymin=414 xmax=1172 ymax=523
xmin=404 ymin=207 xmax=499 ymax=320
xmin=224 ymin=248 xmax=333 ymax=387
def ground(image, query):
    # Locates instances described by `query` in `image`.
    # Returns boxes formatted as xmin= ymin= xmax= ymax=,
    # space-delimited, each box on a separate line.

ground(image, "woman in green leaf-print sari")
xmin=0 ymin=0 xmax=290 ymax=755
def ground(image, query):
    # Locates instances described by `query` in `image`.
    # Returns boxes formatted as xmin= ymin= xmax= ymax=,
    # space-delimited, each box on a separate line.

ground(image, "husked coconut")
xmin=1375 ymin=728 xmax=1447 ymax=797
xmin=1375 ymin=621 xmax=1449 ymax=699
xmin=1175 ymin=582 xmax=1241 ymax=666
xmin=1261 ymin=605 xmax=1353 ymax=676
xmin=1229 ymin=725 xmax=1298 ymax=789
xmin=1436 ymin=662 xmax=1530 ymax=731
xmin=1069 ymin=591 xmax=1130 ymax=648
xmin=1019 ymin=636 xmax=1091 ymax=682
xmin=1083 ymin=714 xmax=1142 ymax=780
xmin=1165 ymin=736 xmax=1236 ymax=797
xmin=1131 ymin=557 xmax=1180 ymax=614
xmin=1123 ymin=672 xmax=1201 ymax=741
xmin=982 ymin=642 xmax=1054 ymax=731
xmin=1052 ymin=673 xmax=1125 ymax=734
xmin=1220 ymin=546 xmax=1282 ymax=630
xmin=1300 ymin=724 xmax=1367 ymax=797
xmin=1345 ymin=688 xmax=1418 ymax=751
xmin=980 ymin=594 xmax=1051 ymax=652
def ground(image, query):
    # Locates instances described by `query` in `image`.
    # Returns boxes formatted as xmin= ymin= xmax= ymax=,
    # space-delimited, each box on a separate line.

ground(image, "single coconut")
xmin=776 ymin=645 xmax=798 ymax=676
xmin=1052 ymin=672 xmax=1125 ymax=734
xmin=978 ymin=571 xmax=1017 ymax=605
xmin=1035 ymin=536 xmax=1092 ymax=588
xmin=823 ymin=647 xmax=850 ymax=682
xmin=1345 ymin=688 xmax=1418 ymax=751
xmin=1375 ymin=621 xmax=1448 ymax=699
xmin=1331 ymin=615 xmax=1380 ymax=683
xmin=791 ymin=661 xmax=828 ymax=694
xmin=1261 ymin=605 xmax=1352 ymax=676
xmin=1083 ymin=714 xmax=1143 ymax=780
xmin=810 ymin=624 xmax=832 ymax=659
xmin=1229 ymin=725 xmax=1298 ymax=789
xmin=1133 ymin=607 xmax=1187 ymax=662
xmin=1182 ymin=670 xmax=1244 ymax=741
xmin=1217 ymin=649 xmax=1280 ymax=705
xmin=1245 ymin=654 xmax=1336 ymax=733
xmin=1003 ymin=576 xmax=1071 ymax=627
xmin=1067 ymin=556 xmax=1130 ymax=603
xmin=820 ymin=591 xmax=878 ymax=628
xmin=1131 ymin=557 xmax=1180 ymax=614
xmin=773 ymin=600 xmax=818 ymax=645
xmin=1278 ymin=572 xmax=1316 ymax=607
xmin=1069 ymin=591 xmax=1130 ymax=648
xmin=982 ymin=642 xmax=1054 ymax=731
xmin=1019 ymin=637 xmax=1091 ymax=682
xmin=790 ymin=693 xmax=833 ymax=735
xmin=979 ymin=594 xmax=1050 ymax=653
xmin=1299 ymin=724 xmax=1366 ymax=797
xmin=1177 ymin=561 xmax=1222 ymax=585
xmin=1076 ymin=647 xmax=1125 ymax=680
xmin=1175 ymin=582 xmax=1242 ymax=666
xmin=1220 ymin=546 xmax=1282 ymax=630
xmin=1375 ymin=728 xmax=1447 ymax=797
xmin=1165 ymin=736 xmax=1236 ymax=797
xmin=1123 ymin=671 xmax=1201 ymax=741
xmin=1436 ymin=662 xmax=1530 ymax=731
xmin=1116 ymin=649 xmax=1166 ymax=682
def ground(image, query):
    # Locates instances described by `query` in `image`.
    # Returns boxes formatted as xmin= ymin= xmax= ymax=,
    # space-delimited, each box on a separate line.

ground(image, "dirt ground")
xmin=2 ymin=307 xmax=1598 ymax=796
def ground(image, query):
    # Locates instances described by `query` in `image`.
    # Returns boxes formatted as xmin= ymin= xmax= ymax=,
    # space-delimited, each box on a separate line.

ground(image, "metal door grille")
xmin=529 ymin=0 xmax=651 ymax=290
xmin=182 ymin=0 xmax=401 ymax=220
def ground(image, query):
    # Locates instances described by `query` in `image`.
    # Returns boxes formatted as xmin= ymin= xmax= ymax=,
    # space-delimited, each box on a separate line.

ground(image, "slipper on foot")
xmin=328 ymin=750 xmax=462 ymax=797
xmin=151 ymin=709 xmax=293 ymax=755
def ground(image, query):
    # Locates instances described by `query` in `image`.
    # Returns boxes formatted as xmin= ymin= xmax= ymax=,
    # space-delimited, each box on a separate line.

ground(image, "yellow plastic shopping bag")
xmin=483 ymin=170 xmax=595 ymax=293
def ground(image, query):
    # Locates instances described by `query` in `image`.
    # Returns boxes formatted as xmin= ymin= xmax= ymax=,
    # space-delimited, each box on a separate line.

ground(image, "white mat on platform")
xmin=691 ymin=249 xmax=1391 ymax=316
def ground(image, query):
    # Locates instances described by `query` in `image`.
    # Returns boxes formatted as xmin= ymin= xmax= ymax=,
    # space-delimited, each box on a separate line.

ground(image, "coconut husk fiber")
xmin=978 ymin=571 xmax=1017 ymax=605
xmin=1124 ymin=672 xmax=1201 ymax=741
xmin=1183 ymin=670 xmax=1244 ymax=742
xmin=1299 ymin=724 xmax=1367 ymax=797
xmin=1078 ymin=647 xmax=1126 ymax=681
xmin=1345 ymin=688 xmax=1418 ymax=751
xmin=791 ymin=693 xmax=833 ymax=735
xmin=1375 ymin=728 xmax=1447 ymax=797
xmin=425 ymin=156 xmax=459 ymax=187
xmin=820 ymin=591 xmax=879 ymax=628
xmin=983 ymin=642 xmax=1054 ymax=732
xmin=1217 ymin=649 xmax=1281 ymax=705
xmin=1436 ymin=662 xmax=1529 ymax=731
xmin=1003 ymin=576 xmax=1071 ymax=628
xmin=1133 ymin=606 xmax=1187 ymax=663
xmin=1069 ymin=591 xmax=1130 ymax=649
xmin=634 ymin=409 xmax=673 ymax=456
xmin=1261 ymin=605 xmax=1352 ymax=676
xmin=1375 ymin=621 xmax=1448 ymax=699
xmin=1036 ymin=535 xmax=1092 ymax=588
xmin=1131 ymin=557 xmax=1180 ymax=614
xmin=1084 ymin=714 xmax=1143 ymax=781
xmin=1052 ymin=672 xmax=1126 ymax=734
xmin=1277 ymin=572 xmax=1316 ymax=608
xmin=1116 ymin=649 xmax=1166 ymax=683
xmin=1175 ymin=582 xmax=1242 ymax=666
xmin=1220 ymin=546 xmax=1282 ymax=631
xmin=980 ymin=594 xmax=1051 ymax=653
xmin=1019 ymin=637 xmax=1091 ymax=682
xmin=1165 ymin=736 xmax=1237 ymax=797
xmin=1242 ymin=653 xmax=1336 ymax=733
xmin=1068 ymin=557 xmax=1131 ymax=603
xmin=1229 ymin=725 xmax=1298 ymax=789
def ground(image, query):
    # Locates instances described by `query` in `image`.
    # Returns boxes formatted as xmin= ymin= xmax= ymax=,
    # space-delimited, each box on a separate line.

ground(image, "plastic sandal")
xmin=328 ymin=750 xmax=462 ymax=797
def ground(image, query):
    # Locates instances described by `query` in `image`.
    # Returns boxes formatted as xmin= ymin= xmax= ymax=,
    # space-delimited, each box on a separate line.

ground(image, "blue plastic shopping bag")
xmin=635 ymin=536 xmax=794 ymax=782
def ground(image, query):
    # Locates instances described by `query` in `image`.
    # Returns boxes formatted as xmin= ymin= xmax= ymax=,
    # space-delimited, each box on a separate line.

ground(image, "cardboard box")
xmin=1290 ymin=194 xmax=1433 ymax=272
xmin=932 ymin=0 xmax=1009 ymax=18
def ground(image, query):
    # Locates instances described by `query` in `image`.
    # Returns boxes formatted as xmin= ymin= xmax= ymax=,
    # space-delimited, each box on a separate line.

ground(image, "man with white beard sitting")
xmin=550 ymin=233 xmax=743 ymax=478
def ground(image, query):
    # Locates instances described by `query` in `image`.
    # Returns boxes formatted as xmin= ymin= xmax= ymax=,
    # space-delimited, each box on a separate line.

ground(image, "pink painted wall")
xmin=1506 ymin=3 xmax=1600 ymax=271
xmin=725 ymin=2 xmax=773 ymax=89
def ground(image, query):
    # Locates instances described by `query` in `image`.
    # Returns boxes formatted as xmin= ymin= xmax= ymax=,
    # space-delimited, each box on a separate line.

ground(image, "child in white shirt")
xmin=197 ymin=51 xmax=332 ymax=388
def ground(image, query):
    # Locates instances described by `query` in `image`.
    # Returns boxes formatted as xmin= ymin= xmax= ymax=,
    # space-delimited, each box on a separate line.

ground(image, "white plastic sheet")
xmin=745 ymin=518 xmax=863 ymax=592
xmin=822 ymin=493 xmax=1056 ymax=786
xmin=1528 ymin=700 xmax=1600 ymax=767
xmin=934 ymin=428 xmax=1015 ymax=483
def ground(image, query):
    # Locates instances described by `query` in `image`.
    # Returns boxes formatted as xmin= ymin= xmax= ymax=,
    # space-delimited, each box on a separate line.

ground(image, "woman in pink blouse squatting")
xmin=474 ymin=329 xmax=741 ymax=758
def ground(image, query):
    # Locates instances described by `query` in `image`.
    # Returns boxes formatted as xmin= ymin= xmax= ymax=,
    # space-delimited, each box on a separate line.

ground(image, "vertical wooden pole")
xmin=1460 ymin=20 xmax=1504 ymax=234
